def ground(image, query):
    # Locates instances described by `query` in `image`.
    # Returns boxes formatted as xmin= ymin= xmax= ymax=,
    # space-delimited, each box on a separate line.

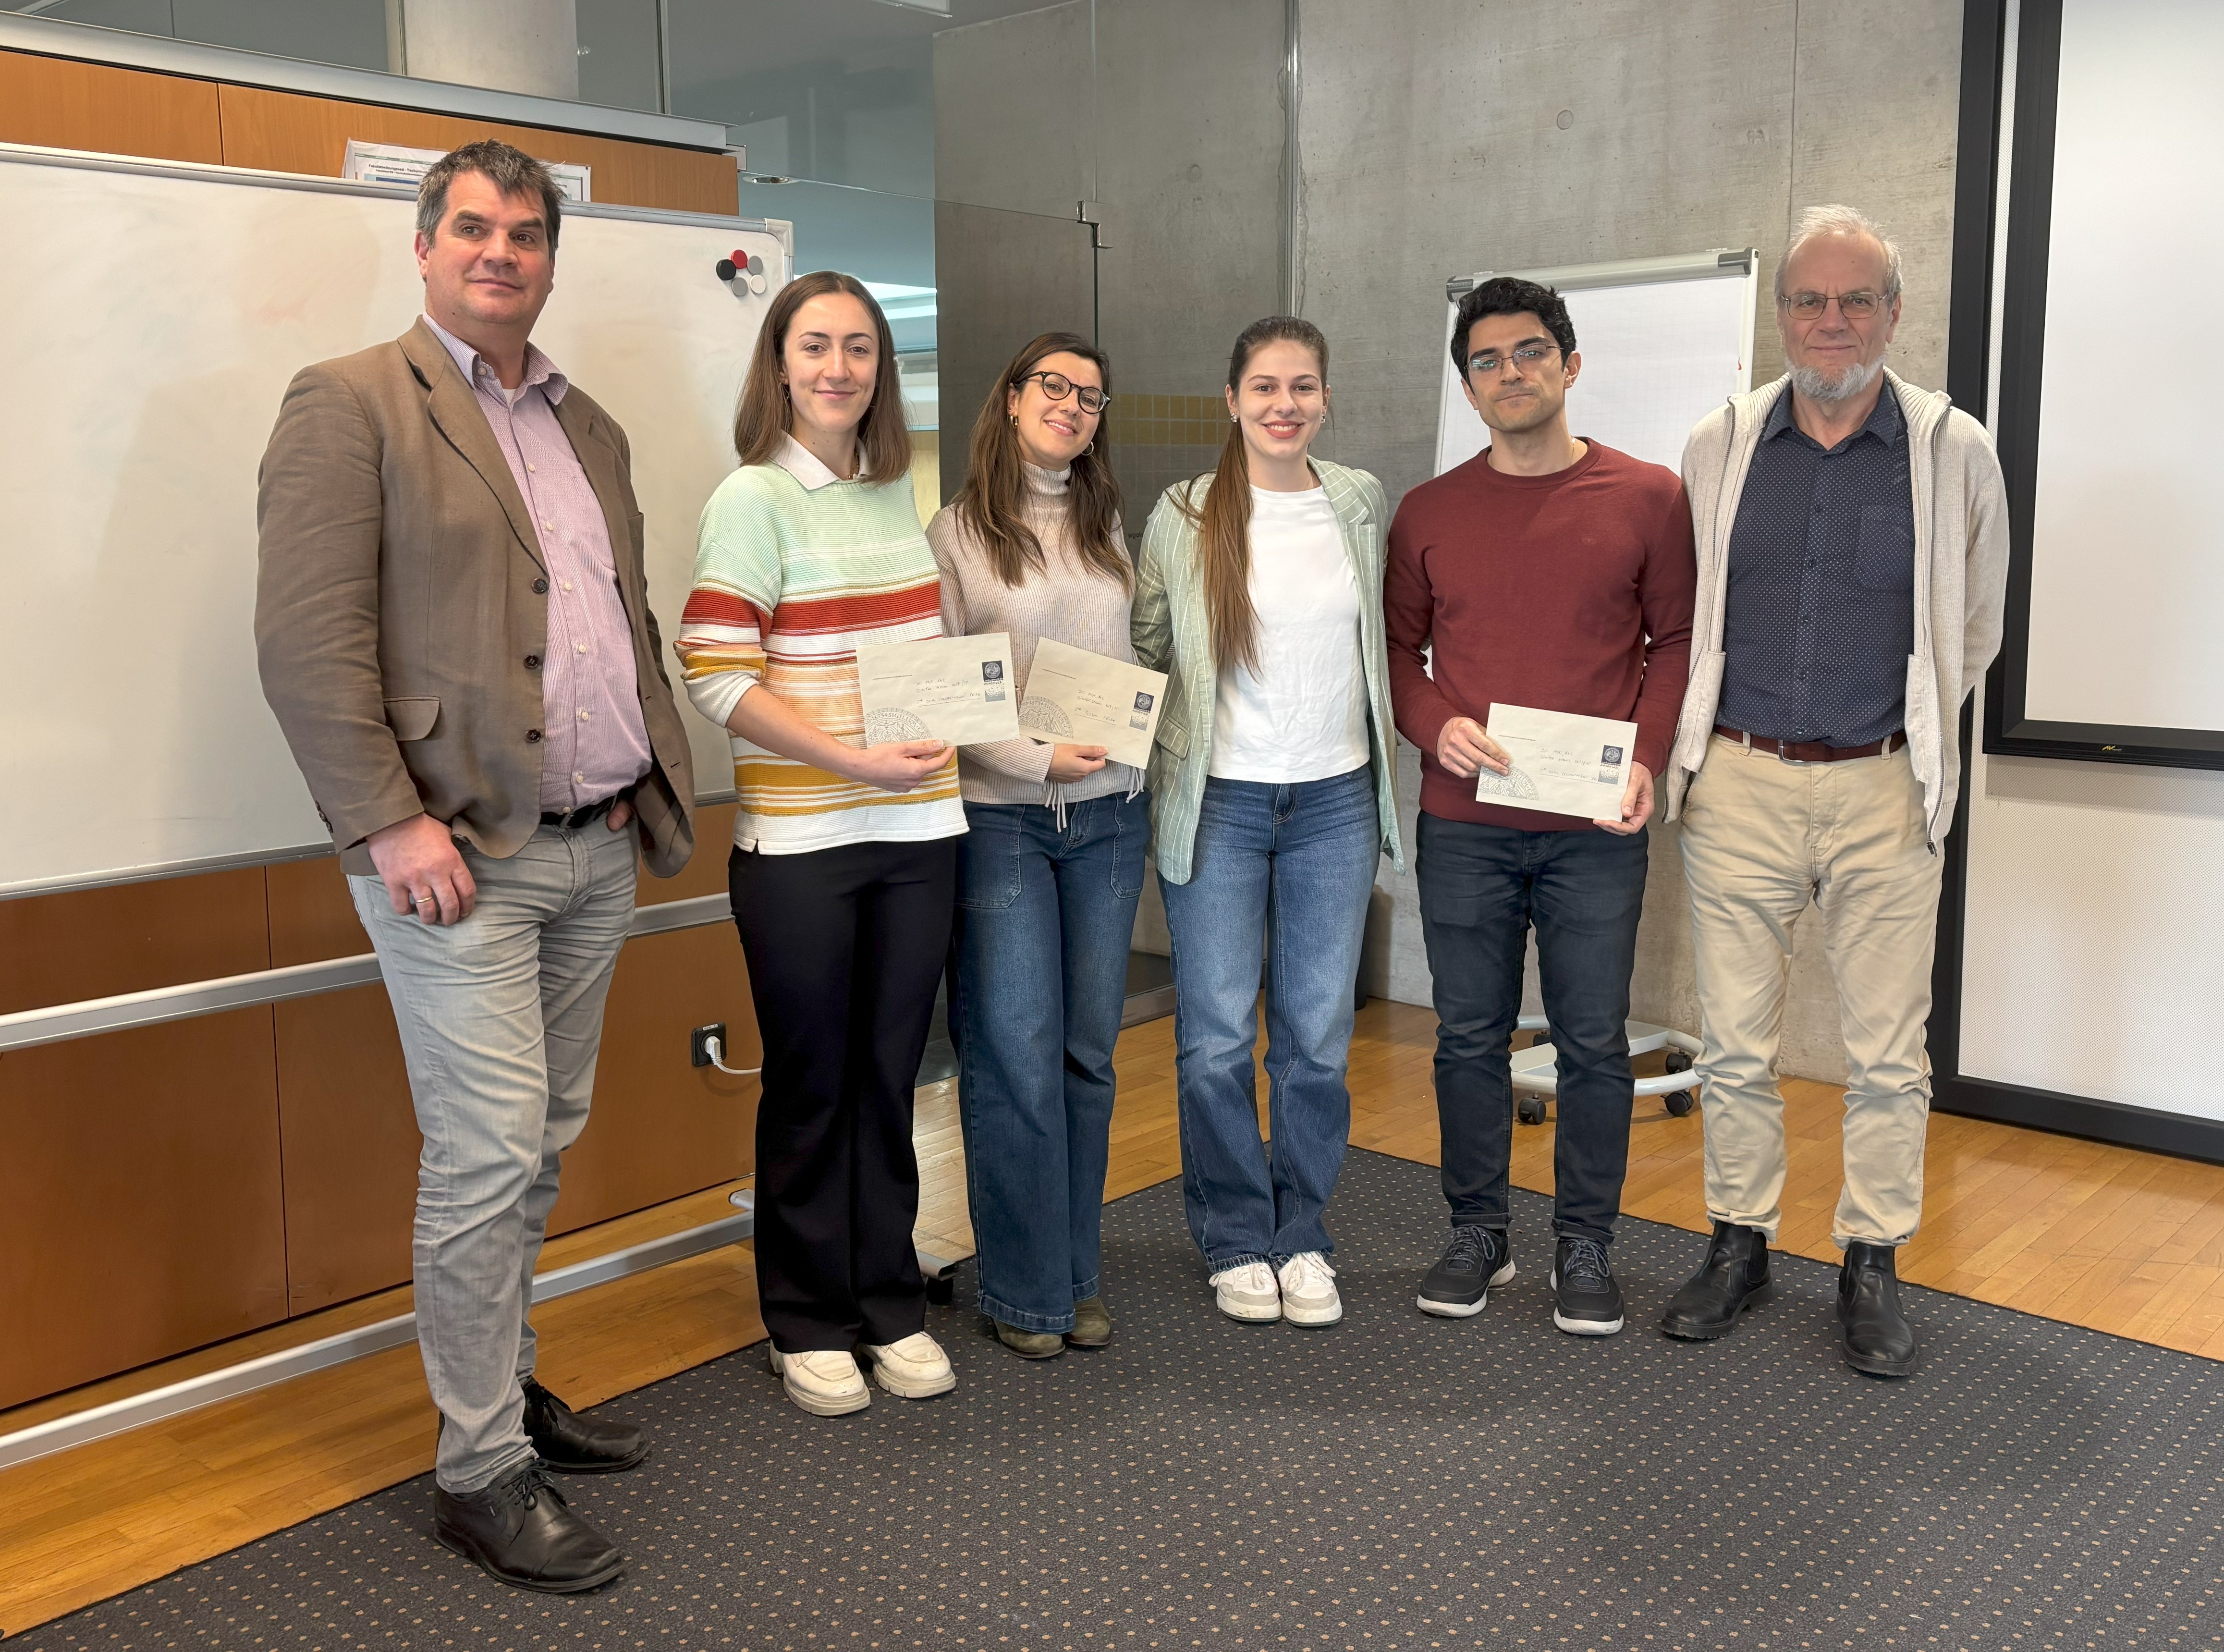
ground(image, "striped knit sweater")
xmin=678 ymin=441 xmax=964 ymax=854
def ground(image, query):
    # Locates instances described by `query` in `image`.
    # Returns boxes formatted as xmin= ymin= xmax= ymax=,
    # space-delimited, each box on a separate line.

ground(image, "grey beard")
xmin=1790 ymin=354 xmax=1885 ymax=403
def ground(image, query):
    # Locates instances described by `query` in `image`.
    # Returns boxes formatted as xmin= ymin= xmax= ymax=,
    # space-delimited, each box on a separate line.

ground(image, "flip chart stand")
xmin=1511 ymin=1015 xmax=1700 ymax=1125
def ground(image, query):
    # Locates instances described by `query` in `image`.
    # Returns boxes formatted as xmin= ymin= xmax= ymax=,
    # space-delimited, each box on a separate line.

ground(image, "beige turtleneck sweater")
xmin=926 ymin=464 xmax=1138 ymax=808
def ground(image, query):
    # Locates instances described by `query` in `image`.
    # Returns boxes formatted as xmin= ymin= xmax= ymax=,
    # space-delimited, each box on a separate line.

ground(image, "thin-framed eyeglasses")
xmin=1015 ymin=370 xmax=1110 ymax=415
xmin=1467 ymin=343 xmax=1561 ymax=378
xmin=1779 ymin=289 xmax=1888 ymax=320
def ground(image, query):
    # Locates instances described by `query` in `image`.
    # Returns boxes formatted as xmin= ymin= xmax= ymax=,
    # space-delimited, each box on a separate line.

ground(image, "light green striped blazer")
xmin=1129 ymin=459 xmax=1406 ymax=886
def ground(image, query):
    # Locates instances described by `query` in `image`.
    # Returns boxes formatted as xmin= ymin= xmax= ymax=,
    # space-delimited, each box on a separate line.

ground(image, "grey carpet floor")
xmin=14 ymin=1149 xmax=2224 ymax=1652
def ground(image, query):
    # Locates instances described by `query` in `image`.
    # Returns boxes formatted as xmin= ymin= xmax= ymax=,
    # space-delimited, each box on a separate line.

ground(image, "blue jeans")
xmin=1159 ymin=765 xmax=1381 ymax=1271
xmin=952 ymin=792 xmax=1149 ymax=1332
xmin=1414 ymin=811 xmax=1650 ymax=1245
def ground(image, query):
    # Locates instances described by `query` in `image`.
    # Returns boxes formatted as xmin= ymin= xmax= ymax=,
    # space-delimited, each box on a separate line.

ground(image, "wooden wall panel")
xmin=638 ymin=801 xmax=736 ymax=905
xmin=273 ymin=824 xmax=755 ymax=1309
xmin=0 ymin=50 xmax=221 ymax=163
xmin=0 ymin=1009 xmax=287 ymax=1409
xmin=214 ymin=86 xmax=738 ymax=215
xmin=267 ymin=855 xmax=367 ymax=967
xmin=0 ymin=869 xmax=270 ymax=1016
xmin=273 ymin=985 xmax=419 ymax=1314
xmin=550 ymin=922 xmax=758 ymax=1236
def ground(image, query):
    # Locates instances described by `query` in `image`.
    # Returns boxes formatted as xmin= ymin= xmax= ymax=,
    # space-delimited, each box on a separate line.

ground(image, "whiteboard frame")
xmin=0 ymin=143 xmax=780 ymax=899
xmin=1434 ymin=247 xmax=1757 ymax=477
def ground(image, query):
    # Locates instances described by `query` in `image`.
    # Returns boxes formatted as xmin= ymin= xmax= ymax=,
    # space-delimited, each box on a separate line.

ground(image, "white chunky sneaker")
xmin=859 ymin=1332 xmax=956 ymax=1399
xmin=1209 ymin=1261 xmax=1283 ymax=1323
xmin=768 ymin=1345 xmax=870 ymax=1417
xmin=1277 ymin=1251 xmax=1343 ymax=1327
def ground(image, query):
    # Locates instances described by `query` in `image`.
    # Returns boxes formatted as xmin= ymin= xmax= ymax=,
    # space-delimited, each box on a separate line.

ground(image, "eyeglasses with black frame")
xmin=1014 ymin=369 xmax=1110 ymax=415
xmin=1466 ymin=343 xmax=1561 ymax=378
xmin=1778 ymin=289 xmax=1888 ymax=320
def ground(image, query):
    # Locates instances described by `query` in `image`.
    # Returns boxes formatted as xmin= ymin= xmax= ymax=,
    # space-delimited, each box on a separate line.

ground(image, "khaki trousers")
xmin=1679 ymin=734 xmax=1941 ymax=1247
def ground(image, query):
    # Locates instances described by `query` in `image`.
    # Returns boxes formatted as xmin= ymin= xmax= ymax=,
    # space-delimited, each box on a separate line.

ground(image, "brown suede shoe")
xmin=1067 ymin=1297 xmax=1112 ymax=1349
xmin=993 ymin=1320 xmax=1065 ymax=1359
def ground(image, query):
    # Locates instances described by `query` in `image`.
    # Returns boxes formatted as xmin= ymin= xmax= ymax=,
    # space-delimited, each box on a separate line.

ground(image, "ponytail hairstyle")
xmin=1175 ymin=315 xmax=1331 ymax=675
xmin=732 ymin=269 xmax=913 ymax=484
xmin=953 ymin=331 xmax=1130 ymax=591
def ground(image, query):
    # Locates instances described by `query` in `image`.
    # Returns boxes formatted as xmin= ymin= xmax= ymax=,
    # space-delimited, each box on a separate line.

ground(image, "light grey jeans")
xmin=350 ymin=819 xmax=638 ymax=1492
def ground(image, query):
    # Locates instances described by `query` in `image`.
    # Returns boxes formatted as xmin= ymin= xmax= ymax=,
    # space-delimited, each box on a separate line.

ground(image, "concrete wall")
xmin=1297 ymin=0 xmax=1965 ymax=1077
xmin=932 ymin=0 xmax=1286 ymax=515
xmin=398 ymin=0 xmax=580 ymax=99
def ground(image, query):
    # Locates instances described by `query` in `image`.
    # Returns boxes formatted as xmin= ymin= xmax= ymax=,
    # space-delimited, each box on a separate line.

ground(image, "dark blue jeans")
xmin=1415 ymin=811 xmax=1649 ymax=1245
xmin=1160 ymin=765 xmax=1381 ymax=1271
xmin=952 ymin=791 xmax=1149 ymax=1332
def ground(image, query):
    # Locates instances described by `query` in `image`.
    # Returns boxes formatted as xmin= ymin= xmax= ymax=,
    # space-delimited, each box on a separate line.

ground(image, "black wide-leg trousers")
xmin=729 ymin=835 xmax=956 ymax=1352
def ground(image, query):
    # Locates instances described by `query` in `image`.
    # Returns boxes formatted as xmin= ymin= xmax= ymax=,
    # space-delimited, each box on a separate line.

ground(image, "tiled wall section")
xmin=1108 ymin=395 xmax=1229 ymax=542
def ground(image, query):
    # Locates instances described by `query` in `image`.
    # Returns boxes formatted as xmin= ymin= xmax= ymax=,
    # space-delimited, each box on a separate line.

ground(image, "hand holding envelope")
xmin=855 ymin=633 xmax=1021 ymax=746
xmin=1018 ymin=639 xmax=1169 ymax=769
xmin=1474 ymin=703 xmax=1644 ymax=827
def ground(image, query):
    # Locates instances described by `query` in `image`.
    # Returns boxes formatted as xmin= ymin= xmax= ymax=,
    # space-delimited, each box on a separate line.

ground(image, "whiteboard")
xmin=1435 ymin=251 xmax=1757 ymax=477
xmin=2019 ymin=0 xmax=2224 ymax=733
xmin=0 ymin=145 xmax=787 ymax=897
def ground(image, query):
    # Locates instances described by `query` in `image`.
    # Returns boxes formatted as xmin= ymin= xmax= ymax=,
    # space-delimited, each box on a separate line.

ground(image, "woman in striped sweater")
xmin=677 ymin=271 xmax=962 ymax=1420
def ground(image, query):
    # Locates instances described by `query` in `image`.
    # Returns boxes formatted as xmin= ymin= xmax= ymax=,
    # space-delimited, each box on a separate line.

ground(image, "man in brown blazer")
xmin=257 ymin=140 xmax=695 ymax=1595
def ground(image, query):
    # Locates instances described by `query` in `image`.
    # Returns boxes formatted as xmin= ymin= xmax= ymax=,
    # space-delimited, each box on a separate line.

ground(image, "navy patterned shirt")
xmin=1718 ymin=384 xmax=1916 ymax=747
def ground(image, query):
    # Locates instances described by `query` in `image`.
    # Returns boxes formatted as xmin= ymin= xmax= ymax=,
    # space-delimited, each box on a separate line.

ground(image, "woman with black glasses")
xmin=927 ymin=332 xmax=1144 ymax=1359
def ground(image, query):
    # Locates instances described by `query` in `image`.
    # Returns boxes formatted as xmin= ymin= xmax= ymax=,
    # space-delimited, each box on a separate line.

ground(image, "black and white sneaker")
xmin=1417 ymin=1225 xmax=1514 ymax=1318
xmin=1551 ymin=1237 xmax=1625 ymax=1335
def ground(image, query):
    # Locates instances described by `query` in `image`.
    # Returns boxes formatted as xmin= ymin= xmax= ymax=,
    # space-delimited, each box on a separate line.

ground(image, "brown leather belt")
xmin=1714 ymin=724 xmax=1905 ymax=764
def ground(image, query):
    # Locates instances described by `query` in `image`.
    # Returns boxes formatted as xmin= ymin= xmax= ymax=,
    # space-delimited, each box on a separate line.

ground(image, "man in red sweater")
xmin=1386 ymin=276 xmax=1696 ymax=1336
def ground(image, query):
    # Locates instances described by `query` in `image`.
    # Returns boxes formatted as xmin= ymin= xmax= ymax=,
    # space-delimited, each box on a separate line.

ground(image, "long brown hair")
xmin=952 ymin=331 xmax=1129 ymax=591
xmin=1175 ymin=316 xmax=1330 ymax=674
xmin=732 ymin=270 xmax=913 ymax=484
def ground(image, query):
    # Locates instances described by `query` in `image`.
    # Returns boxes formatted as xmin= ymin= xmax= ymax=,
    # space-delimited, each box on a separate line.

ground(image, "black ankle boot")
xmin=434 ymin=1462 xmax=625 ymax=1592
xmin=1838 ymin=1241 xmax=1919 ymax=1377
xmin=1658 ymin=1220 xmax=1772 ymax=1340
xmin=523 ymin=1377 xmax=651 ymax=1473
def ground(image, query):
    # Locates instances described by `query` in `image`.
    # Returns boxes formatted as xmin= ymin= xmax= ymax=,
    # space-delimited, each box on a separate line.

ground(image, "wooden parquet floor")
xmin=2 ymin=998 xmax=2220 ymax=1634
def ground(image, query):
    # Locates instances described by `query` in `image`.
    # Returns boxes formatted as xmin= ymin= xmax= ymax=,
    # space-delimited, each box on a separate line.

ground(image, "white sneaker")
xmin=1277 ymin=1251 xmax=1343 ymax=1327
xmin=1209 ymin=1260 xmax=1283 ymax=1323
xmin=768 ymin=1345 xmax=870 ymax=1416
xmin=859 ymin=1332 xmax=956 ymax=1398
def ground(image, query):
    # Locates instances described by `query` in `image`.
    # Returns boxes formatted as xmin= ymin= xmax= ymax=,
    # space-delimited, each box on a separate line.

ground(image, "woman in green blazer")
xmin=1130 ymin=315 xmax=1405 ymax=1331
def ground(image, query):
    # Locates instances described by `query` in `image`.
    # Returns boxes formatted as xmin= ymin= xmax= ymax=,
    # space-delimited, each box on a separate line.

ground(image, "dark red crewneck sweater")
xmin=1385 ymin=440 xmax=1697 ymax=833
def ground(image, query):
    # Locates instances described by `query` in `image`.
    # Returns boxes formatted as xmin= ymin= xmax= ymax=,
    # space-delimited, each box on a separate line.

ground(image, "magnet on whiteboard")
xmin=747 ymin=254 xmax=764 ymax=276
xmin=747 ymin=272 xmax=768 ymax=294
xmin=715 ymin=257 xmax=737 ymax=281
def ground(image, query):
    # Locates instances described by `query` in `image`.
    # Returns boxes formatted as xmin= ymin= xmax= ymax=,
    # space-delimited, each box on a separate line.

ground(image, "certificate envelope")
xmin=1475 ymin=702 xmax=1639 ymax=820
xmin=1018 ymin=639 xmax=1170 ymax=768
xmin=855 ymin=632 xmax=1020 ymax=746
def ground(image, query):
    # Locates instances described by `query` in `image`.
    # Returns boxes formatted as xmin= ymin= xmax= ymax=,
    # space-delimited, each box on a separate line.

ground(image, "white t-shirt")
xmin=1209 ymin=484 xmax=1371 ymax=783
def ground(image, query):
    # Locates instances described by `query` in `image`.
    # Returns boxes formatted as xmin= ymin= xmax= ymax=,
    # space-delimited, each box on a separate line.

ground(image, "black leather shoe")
xmin=434 ymin=1462 xmax=625 ymax=1593
xmin=1658 ymin=1220 xmax=1772 ymax=1340
xmin=1838 ymin=1241 xmax=1919 ymax=1377
xmin=523 ymin=1377 xmax=651 ymax=1473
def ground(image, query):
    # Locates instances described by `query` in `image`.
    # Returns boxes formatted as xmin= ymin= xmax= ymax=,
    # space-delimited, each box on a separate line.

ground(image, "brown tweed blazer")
xmin=256 ymin=319 xmax=695 ymax=879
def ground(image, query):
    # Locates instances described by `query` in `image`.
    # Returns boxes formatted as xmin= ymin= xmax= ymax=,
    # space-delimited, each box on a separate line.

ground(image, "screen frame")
xmin=1927 ymin=0 xmax=2224 ymax=1167
xmin=1982 ymin=0 xmax=2224 ymax=771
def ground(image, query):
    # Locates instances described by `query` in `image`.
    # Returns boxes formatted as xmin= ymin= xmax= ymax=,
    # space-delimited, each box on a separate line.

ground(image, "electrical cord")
xmin=703 ymin=1033 xmax=760 ymax=1077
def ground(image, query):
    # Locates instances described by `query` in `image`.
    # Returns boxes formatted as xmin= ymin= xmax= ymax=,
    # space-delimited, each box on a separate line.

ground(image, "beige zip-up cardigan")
xmin=1666 ymin=370 xmax=2010 ymax=849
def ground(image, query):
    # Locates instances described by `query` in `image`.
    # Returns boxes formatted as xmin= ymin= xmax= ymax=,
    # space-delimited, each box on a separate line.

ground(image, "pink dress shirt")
xmin=424 ymin=316 xmax=654 ymax=813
